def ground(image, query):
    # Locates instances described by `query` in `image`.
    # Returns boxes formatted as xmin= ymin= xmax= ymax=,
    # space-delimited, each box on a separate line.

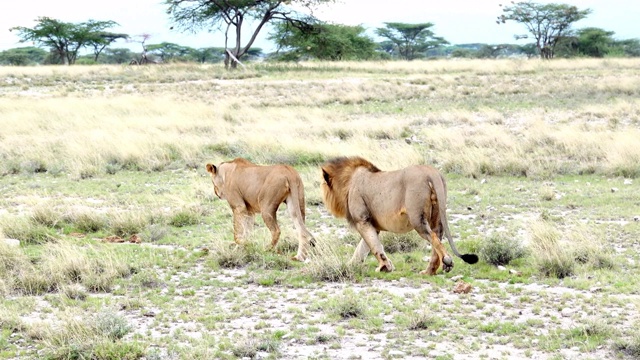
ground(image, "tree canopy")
xmin=375 ymin=22 xmax=448 ymax=60
xmin=270 ymin=23 xmax=377 ymax=61
xmin=165 ymin=0 xmax=334 ymax=68
xmin=497 ymin=1 xmax=591 ymax=59
xmin=10 ymin=17 xmax=126 ymax=64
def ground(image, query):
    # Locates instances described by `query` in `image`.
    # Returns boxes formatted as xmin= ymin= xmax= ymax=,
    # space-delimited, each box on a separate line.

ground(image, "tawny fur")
xmin=321 ymin=156 xmax=478 ymax=275
xmin=206 ymin=158 xmax=314 ymax=261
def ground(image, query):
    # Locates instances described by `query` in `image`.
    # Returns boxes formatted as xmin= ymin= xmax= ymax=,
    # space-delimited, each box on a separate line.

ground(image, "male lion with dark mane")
xmin=206 ymin=158 xmax=314 ymax=261
xmin=321 ymin=156 xmax=478 ymax=275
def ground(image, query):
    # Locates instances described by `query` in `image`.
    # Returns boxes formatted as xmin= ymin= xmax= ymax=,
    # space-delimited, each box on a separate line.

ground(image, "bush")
xmin=479 ymin=235 xmax=527 ymax=266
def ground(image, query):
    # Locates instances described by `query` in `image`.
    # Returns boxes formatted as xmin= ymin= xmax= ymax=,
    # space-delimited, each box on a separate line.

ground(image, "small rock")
xmin=509 ymin=269 xmax=522 ymax=276
xmin=624 ymin=179 xmax=633 ymax=185
xmin=497 ymin=265 xmax=507 ymax=271
xmin=561 ymin=308 xmax=574 ymax=317
xmin=480 ymin=179 xmax=487 ymax=184
xmin=450 ymin=275 xmax=464 ymax=282
xmin=611 ymin=187 xmax=619 ymax=193
xmin=634 ymin=216 xmax=640 ymax=222
xmin=3 ymin=239 xmax=20 ymax=247
xmin=589 ymin=287 xmax=602 ymax=293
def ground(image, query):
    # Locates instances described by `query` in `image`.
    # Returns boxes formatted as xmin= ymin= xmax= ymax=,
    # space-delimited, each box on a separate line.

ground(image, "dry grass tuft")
xmin=304 ymin=237 xmax=364 ymax=282
xmin=528 ymin=221 xmax=575 ymax=279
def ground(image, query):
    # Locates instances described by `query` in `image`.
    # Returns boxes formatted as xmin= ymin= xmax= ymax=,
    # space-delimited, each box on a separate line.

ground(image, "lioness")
xmin=205 ymin=158 xmax=314 ymax=261
xmin=321 ymin=157 xmax=478 ymax=275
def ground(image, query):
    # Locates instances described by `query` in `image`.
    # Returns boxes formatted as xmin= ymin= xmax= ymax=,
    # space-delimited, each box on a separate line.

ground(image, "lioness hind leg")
xmin=261 ymin=207 xmax=281 ymax=251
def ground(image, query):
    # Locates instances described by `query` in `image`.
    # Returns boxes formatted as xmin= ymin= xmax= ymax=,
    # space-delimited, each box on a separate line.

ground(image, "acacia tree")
xmin=165 ymin=0 xmax=334 ymax=68
xmin=10 ymin=17 xmax=125 ymax=64
xmin=497 ymin=2 xmax=591 ymax=59
xmin=87 ymin=32 xmax=129 ymax=62
xmin=375 ymin=22 xmax=448 ymax=60
xmin=269 ymin=23 xmax=377 ymax=61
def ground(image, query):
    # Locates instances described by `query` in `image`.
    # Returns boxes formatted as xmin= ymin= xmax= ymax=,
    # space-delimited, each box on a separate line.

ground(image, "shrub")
xmin=479 ymin=235 xmax=527 ymax=266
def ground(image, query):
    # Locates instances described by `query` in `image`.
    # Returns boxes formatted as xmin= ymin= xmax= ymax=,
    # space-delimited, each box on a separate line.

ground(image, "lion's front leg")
xmin=232 ymin=208 xmax=253 ymax=245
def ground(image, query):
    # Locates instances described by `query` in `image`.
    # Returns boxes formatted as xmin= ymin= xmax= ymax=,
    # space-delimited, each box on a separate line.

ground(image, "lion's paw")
xmin=420 ymin=269 xmax=437 ymax=276
xmin=442 ymin=255 xmax=454 ymax=273
xmin=376 ymin=261 xmax=395 ymax=273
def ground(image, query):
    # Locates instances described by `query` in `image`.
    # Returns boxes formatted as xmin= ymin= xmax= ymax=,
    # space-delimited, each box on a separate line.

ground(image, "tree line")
xmin=2 ymin=1 xmax=639 ymax=66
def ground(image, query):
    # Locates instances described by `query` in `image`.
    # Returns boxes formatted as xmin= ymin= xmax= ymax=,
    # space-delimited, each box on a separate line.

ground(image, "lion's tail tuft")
xmin=460 ymin=253 xmax=479 ymax=264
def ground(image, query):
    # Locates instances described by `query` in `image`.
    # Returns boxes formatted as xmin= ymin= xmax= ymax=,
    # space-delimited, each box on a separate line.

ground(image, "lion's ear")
xmin=322 ymin=168 xmax=332 ymax=188
xmin=205 ymin=163 xmax=217 ymax=174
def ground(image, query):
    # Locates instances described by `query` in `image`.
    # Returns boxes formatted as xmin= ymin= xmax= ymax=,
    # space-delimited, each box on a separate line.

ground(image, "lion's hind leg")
xmin=411 ymin=217 xmax=452 ymax=275
xmin=261 ymin=205 xmax=281 ymax=252
xmin=353 ymin=222 xmax=394 ymax=272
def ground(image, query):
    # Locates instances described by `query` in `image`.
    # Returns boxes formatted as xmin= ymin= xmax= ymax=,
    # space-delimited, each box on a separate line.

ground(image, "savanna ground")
xmin=1 ymin=59 xmax=640 ymax=360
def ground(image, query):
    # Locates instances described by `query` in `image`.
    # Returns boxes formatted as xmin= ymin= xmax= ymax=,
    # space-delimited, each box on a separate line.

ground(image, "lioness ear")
xmin=205 ymin=163 xmax=217 ymax=174
xmin=322 ymin=168 xmax=332 ymax=188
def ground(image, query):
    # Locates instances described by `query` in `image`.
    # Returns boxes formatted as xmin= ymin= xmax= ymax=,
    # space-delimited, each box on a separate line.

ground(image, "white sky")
xmin=1 ymin=0 xmax=638 ymax=53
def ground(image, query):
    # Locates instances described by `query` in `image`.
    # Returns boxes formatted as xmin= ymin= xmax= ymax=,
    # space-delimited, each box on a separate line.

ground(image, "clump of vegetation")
xmin=109 ymin=212 xmax=147 ymax=237
xmin=567 ymin=227 xmax=615 ymax=270
xmin=381 ymin=233 xmax=424 ymax=253
xmin=40 ymin=311 xmax=143 ymax=360
xmin=168 ymin=207 xmax=203 ymax=227
xmin=328 ymin=290 xmax=366 ymax=319
xmin=407 ymin=311 xmax=445 ymax=331
xmin=65 ymin=211 xmax=108 ymax=233
xmin=305 ymin=238 xmax=364 ymax=282
xmin=614 ymin=332 xmax=640 ymax=358
xmin=1 ymin=242 xmax=132 ymax=295
xmin=479 ymin=235 xmax=527 ymax=266
xmin=528 ymin=221 xmax=575 ymax=279
xmin=210 ymin=241 xmax=263 ymax=269
xmin=0 ymin=216 xmax=57 ymax=245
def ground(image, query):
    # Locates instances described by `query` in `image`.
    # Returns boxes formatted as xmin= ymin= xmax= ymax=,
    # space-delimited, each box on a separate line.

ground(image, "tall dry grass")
xmin=0 ymin=59 xmax=639 ymax=178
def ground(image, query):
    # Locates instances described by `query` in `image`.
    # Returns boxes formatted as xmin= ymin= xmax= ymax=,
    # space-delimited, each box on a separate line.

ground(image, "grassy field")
xmin=1 ymin=58 xmax=640 ymax=359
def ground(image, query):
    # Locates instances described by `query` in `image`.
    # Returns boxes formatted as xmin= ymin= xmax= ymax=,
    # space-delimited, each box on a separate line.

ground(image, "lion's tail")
xmin=432 ymin=173 xmax=478 ymax=265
